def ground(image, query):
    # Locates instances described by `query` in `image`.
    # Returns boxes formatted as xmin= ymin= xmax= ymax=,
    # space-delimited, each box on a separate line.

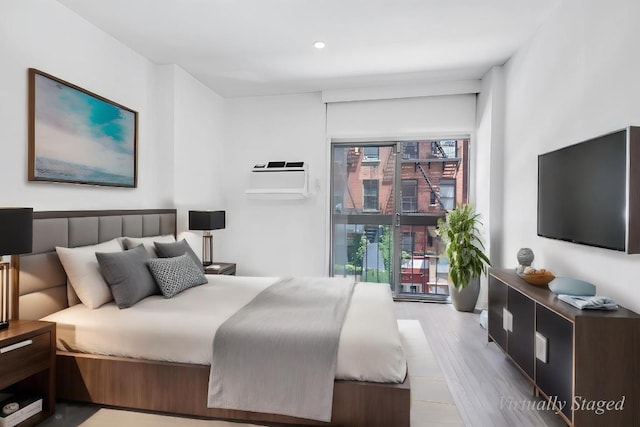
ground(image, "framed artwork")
xmin=28 ymin=68 xmax=138 ymax=188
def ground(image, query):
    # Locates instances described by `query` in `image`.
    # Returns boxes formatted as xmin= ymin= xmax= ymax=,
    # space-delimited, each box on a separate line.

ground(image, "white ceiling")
xmin=56 ymin=0 xmax=562 ymax=98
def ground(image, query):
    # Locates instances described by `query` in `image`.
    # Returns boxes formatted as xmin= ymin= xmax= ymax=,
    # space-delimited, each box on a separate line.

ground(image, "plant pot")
xmin=448 ymin=276 xmax=480 ymax=312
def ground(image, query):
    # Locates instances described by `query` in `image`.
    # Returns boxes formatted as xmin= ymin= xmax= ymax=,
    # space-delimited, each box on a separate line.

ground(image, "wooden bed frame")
xmin=17 ymin=209 xmax=411 ymax=427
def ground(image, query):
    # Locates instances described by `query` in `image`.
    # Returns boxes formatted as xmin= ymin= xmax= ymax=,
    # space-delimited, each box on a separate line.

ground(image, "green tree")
xmin=353 ymin=234 xmax=368 ymax=269
xmin=379 ymin=226 xmax=392 ymax=272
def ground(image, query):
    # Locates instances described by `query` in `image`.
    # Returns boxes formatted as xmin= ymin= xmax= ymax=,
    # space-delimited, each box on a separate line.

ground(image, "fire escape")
xmin=382 ymin=149 xmax=395 ymax=215
xmin=343 ymin=147 xmax=359 ymax=211
xmin=413 ymin=141 xmax=460 ymax=212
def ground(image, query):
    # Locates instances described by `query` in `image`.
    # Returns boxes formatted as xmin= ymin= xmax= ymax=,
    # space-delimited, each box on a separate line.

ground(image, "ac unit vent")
xmin=246 ymin=161 xmax=308 ymax=199
xmin=267 ymin=161 xmax=286 ymax=168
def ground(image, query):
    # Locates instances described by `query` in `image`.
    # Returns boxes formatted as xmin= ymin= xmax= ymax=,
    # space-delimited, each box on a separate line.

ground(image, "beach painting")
xmin=28 ymin=69 xmax=137 ymax=187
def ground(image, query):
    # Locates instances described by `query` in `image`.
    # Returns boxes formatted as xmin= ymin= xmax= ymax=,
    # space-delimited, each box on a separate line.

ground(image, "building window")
xmin=402 ymin=141 xmax=419 ymax=160
xmin=431 ymin=140 xmax=457 ymax=158
xmin=430 ymin=191 xmax=437 ymax=205
xmin=362 ymin=147 xmax=380 ymax=162
xmin=363 ymin=180 xmax=379 ymax=211
xmin=402 ymin=180 xmax=418 ymax=212
xmin=439 ymin=179 xmax=456 ymax=210
xmin=401 ymin=231 xmax=414 ymax=253
xmin=364 ymin=225 xmax=379 ymax=243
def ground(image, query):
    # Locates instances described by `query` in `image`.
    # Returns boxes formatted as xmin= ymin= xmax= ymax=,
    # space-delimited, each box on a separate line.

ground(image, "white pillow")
xmin=176 ymin=231 xmax=203 ymax=262
xmin=123 ymin=234 xmax=176 ymax=257
xmin=56 ymin=238 xmax=123 ymax=309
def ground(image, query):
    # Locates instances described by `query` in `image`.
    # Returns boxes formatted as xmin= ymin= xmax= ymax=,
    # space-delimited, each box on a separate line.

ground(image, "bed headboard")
xmin=16 ymin=209 xmax=176 ymax=320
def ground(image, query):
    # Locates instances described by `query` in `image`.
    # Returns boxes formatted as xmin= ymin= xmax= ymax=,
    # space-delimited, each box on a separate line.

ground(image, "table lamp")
xmin=0 ymin=208 xmax=33 ymax=329
xmin=188 ymin=210 xmax=225 ymax=267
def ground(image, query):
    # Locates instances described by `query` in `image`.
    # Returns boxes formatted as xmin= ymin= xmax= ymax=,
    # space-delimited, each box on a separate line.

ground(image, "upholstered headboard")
xmin=17 ymin=209 xmax=176 ymax=320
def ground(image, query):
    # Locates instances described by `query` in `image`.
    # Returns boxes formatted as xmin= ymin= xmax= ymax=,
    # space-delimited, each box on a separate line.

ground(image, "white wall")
xmin=222 ymin=93 xmax=327 ymax=276
xmin=0 ymin=0 xmax=172 ymax=210
xmin=475 ymin=66 xmax=505 ymax=308
xmin=502 ymin=0 xmax=640 ymax=312
xmin=170 ymin=66 xmax=226 ymax=232
xmin=0 ymin=1 xmax=225 ymax=234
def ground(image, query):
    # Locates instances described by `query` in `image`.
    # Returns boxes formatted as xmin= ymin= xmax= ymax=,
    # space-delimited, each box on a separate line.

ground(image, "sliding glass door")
xmin=330 ymin=139 xmax=469 ymax=300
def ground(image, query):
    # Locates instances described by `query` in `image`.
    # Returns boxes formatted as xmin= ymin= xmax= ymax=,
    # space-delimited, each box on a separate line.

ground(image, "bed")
xmin=16 ymin=209 xmax=411 ymax=427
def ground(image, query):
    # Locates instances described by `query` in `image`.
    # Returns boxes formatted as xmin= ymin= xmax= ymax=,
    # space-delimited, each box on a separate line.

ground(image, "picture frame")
xmin=28 ymin=68 xmax=138 ymax=188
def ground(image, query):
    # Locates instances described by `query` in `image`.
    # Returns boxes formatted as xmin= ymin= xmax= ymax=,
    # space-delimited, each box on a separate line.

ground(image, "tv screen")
xmin=537 ymin=130 xmax=627 ymax=251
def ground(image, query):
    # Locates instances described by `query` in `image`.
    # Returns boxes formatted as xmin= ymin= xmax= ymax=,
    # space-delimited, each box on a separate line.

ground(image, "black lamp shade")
xmin=189 ymin=210 xmax=225 ymax=231
xmin=0 ymin=208 xmax=33 ymax=256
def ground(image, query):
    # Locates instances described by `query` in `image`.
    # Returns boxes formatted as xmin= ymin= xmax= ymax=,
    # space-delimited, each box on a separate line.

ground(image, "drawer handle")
xmin=0 ymin=339 xmax=33 ymax=354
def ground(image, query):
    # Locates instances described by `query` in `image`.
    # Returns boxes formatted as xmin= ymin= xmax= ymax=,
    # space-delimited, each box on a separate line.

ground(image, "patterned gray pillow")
xmin=147 ymin=253 xmax=208 ymax=298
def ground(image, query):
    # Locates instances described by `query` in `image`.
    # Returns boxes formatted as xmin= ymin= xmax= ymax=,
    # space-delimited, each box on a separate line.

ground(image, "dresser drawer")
xmin=0 ymin=331 xmax=51 ymax=389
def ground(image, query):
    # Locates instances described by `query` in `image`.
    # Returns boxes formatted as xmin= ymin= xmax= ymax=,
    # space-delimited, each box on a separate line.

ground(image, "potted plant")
xmin=436 ymin=204 xmax=491 ymax=312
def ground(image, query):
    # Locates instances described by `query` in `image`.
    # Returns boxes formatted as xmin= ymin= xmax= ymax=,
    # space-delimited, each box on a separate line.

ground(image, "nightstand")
xmin=0 ymin=320 xmax=55 ymax=427
xmin=204 ymin=262 xmax=236 ymax=275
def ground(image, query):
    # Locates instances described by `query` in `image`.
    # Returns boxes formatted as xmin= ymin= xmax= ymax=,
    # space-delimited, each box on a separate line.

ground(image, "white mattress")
xmin=42 ymin=275 xmax=407 ymax=383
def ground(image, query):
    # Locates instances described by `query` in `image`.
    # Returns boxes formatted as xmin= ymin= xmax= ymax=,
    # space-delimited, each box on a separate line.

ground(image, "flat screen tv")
xmin=537 ymin=129 xmax=629 ymax=251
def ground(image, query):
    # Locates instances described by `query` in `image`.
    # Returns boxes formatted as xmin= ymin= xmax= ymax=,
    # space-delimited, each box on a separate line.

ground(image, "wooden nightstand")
xmin=0 ymin=320 xmax=55 ymax=427
xmin=204 ymin=262 xmax=236 ymax=275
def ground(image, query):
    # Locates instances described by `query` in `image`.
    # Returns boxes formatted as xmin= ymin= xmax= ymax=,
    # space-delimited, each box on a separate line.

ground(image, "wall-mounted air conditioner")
xmin=245 ymin=161 xmax=308 ymax=199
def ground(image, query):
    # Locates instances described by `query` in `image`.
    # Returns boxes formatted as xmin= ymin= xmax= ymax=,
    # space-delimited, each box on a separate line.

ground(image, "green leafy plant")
xmin=436 ymin=204 xmax=491 ymax=290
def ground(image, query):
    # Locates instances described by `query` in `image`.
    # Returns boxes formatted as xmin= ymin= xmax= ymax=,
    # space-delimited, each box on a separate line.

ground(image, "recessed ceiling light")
xmin=313 ymin=41 xmax=326 ymax=49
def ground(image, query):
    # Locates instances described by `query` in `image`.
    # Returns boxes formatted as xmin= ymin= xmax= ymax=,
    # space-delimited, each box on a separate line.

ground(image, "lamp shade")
xmin=189 ymin=210 xmax=225 ymax=231
xmin=0 ymin=208 xmax=33 ymax=255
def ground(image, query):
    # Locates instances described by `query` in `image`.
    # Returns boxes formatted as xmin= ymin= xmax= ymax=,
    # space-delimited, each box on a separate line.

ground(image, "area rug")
xmin=68 ymin=320 xmax=462 ymax=427
xmin=398 ymin=319 xmax=464 ymax=427
xmin=79 ymin=409 xmax=266 ymax=427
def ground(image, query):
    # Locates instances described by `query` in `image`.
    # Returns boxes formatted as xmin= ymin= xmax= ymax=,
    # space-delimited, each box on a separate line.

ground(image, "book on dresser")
xmin=0 ymin=394 xmax=43 ymax=427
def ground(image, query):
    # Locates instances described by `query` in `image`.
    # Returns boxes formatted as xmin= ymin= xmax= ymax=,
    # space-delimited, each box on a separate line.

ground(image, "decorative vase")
xmin=516 ymin=248 xmax=534 ymax=273
xmin=449 ymin=276 xmax=480 ymax=312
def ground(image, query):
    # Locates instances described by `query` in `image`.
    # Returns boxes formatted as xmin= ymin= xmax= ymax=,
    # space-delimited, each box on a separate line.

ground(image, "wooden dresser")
xmin=488 ymin=268 xmax=640 ymax=426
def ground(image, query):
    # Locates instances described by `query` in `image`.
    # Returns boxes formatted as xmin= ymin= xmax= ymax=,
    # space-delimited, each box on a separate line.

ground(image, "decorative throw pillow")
xmin=96 ymin=244 xmax=160 ymax=309
xmin=154 ymin=239 xmax=203 ymax=272
xmin=56 ymin=238 xmax=123 ymax=309
xmin=124 ymin=234 xmax=176 ymax=257
xmin=147 ymin=253 xmax=208 ymax=298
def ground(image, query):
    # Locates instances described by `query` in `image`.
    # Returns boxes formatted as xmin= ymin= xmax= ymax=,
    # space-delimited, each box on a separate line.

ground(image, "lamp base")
xmin=0 ymin=320 xmax=8 ymax=330
xmin=202 ymin=234 xmax=213 ymax=266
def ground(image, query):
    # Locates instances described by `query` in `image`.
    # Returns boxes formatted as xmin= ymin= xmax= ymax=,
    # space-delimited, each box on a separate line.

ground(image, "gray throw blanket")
xmin=207 ymin=277 xmax=356 ymax=422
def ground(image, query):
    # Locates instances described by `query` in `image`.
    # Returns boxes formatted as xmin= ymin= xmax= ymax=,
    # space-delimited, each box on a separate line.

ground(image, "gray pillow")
xmin=96 ymin=244 xmax=159 ymax=309
xmin=147 ymin=253 xmax=208 ymax=298
xmin=154 ymin=239 xmax=203 ymax=272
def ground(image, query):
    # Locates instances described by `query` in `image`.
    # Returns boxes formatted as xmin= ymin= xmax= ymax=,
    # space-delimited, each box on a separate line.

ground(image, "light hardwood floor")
xmin=395 ymin=301 xmax=566 ymax=427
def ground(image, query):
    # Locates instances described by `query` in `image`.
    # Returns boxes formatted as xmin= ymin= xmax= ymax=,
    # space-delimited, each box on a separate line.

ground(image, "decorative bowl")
xmin=517 ymin=270 xmax=555 ymax=286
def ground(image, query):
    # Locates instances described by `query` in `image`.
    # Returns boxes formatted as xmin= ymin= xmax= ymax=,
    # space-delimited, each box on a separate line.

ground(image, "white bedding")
xmin=42 ymin=275 xmax=407 ymax=383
